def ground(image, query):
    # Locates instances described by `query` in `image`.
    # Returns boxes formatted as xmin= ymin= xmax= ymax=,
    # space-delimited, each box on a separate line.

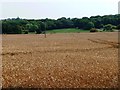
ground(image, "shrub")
xmin=103 ymin=24 xmax=113 ymax=31
xmin=84 ymin=22 xmax=95 ymax=30
xmin=23 ymin=30 xmax=28 ymax=34
xmin=109 ymin=29 xmax=114 ymax=32
xmin=117 ymin=24 xmax=120 ymax=30
xmin=90 ymin=28 xmax=98 ymax=32
xmin=112 ymin=25 xmax=117 ymax=29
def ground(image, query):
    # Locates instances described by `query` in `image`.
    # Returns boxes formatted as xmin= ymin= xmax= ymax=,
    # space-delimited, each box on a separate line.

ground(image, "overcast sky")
xmin=0 ymin=0 xmax=120 ymax=19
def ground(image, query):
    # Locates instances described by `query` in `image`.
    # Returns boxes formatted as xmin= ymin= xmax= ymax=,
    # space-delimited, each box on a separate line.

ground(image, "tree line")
xmin=1 ymin=14 xmax=120 ymax=34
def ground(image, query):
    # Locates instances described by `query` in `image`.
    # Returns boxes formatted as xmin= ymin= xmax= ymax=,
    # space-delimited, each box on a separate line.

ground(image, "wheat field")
xmin=2 ymin=32 xmax=119 ymax=88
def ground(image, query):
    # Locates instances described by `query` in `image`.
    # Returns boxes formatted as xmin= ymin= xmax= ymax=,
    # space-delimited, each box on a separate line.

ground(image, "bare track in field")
xmin=2 ymin=32 xmax=119 ymax=88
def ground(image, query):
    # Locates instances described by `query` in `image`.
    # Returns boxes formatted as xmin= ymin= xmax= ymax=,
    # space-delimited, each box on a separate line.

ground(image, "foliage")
xmin=2 ymin=20 xmax=22 ymax=34
xmin=117 ymin=24 xmax=120 ymax=29
xmin=103 ymin=24 xmax=113 ymax=32
xmin=90 ymin=28 xmax=98 ymax=32
xmin=1 ymin=14 xmax=120 ymax=34
xmin=23 ymin=30 xmax=29 ymax=34
xmin=84 ymin=22 xmax=94 ymax=30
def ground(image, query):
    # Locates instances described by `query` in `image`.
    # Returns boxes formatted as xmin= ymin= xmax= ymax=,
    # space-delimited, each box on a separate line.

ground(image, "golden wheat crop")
xmin=2 ymin=32 xmax=119 ymax=88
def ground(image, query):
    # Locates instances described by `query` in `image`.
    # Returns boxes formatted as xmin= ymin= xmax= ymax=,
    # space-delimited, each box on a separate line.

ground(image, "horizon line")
xmin=0 ymin=14 xmax=119 ymax=20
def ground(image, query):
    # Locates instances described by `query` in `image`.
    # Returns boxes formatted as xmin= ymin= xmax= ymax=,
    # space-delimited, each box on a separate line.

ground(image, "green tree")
xmin=85 ymin=22 xmax=95 ymax=30
xmin=2 ymin=20 xmax=22 ymax=34
xmin=26 ymin=24 xmax=35 ymax=32
xmin=117 ymin=24 xmax=120 ymax=30
xmin=103 ymin=24 xmax=113 ymax=32
xmin=35 ymin=24 xmax=42 ymax=34
xmin=40 ymin=22 xmax=46 ymax=32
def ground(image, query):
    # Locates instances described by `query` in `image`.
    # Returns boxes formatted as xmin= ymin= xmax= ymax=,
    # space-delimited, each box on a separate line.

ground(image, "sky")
xmin=0 ymin=0 xmax=120 ymax=19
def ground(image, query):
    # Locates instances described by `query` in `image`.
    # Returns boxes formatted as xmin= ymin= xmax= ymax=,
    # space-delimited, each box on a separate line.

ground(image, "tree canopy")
xmin=1 ymin=14 xmax=120 ymax=34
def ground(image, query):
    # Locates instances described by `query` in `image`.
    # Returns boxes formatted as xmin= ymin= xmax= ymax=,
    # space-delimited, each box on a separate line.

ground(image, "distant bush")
xmin=23 ymin=30 xmax=28 ymax=34
xmin=110 ymin=29 xmax=114 ymax=32
xmin=103 ymin=24 xmax=113 ymax=32
xmin=84 ymin=22 xmax=95 ymax=30
xmin=117 ymin=24 xmax=120 ymax=30
xmin=90 ymin=28 xmax=98 ymax=32
xmin=112 ymin=25 xmax=117 ymax=29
